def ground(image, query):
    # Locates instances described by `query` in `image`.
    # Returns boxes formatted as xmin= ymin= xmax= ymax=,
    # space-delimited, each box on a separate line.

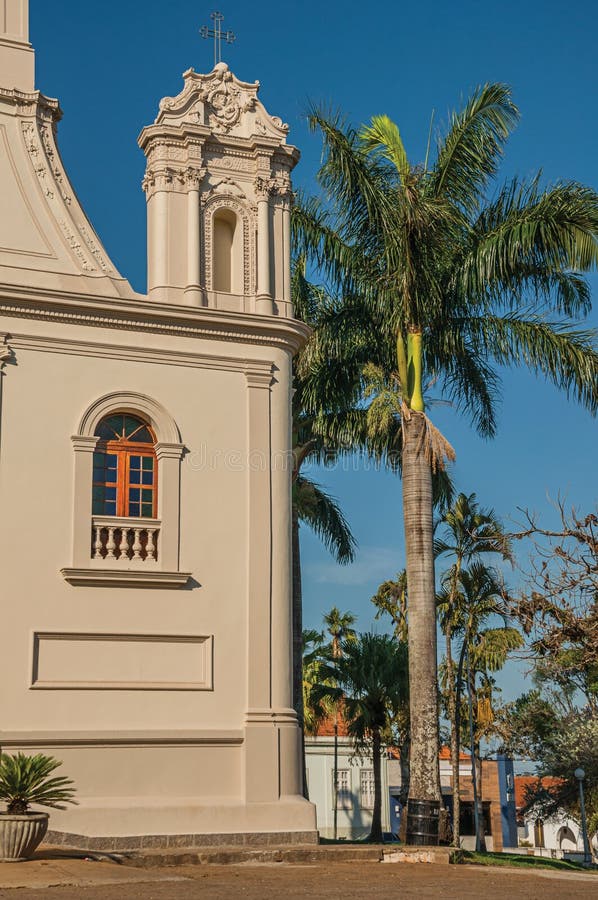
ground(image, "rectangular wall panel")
xmin=31 ymin=632 xmax=213 ymax=690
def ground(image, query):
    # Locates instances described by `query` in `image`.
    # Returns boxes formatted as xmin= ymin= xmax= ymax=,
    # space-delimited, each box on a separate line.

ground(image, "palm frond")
xmin=467 ymin=313 xmax=598 ymax=414
xmin=359 ymin=115 xmax=411 ymax=183
xmin=433 ymin=83 xmax=520 ymax=213
xmin=294 ymin=475 xmax=357 ymax=563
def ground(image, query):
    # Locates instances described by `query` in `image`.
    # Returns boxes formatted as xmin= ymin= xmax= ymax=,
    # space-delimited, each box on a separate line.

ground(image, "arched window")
xmin=92 ymin=414 xmax=157 ymax=518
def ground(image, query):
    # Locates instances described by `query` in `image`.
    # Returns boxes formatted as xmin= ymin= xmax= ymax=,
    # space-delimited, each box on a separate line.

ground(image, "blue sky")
xmin=31 ymin=1 xmax=597 ymax=701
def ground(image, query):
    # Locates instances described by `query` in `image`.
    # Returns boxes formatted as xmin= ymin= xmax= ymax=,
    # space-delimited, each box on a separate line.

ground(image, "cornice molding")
xmin=7 ymin=331 xmax=276 ymax=375
xmin=0 ymin=286 xmax=311 ymax=354
xmin=60 ymin=567 xmax=191 ymax=588
xmin=0 ymin=729 xmax=244 ymax=748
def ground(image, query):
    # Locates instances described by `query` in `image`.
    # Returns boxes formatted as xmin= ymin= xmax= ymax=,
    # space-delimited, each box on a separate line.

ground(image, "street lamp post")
xmin=574 ymin=768 xmax=592 ymax=867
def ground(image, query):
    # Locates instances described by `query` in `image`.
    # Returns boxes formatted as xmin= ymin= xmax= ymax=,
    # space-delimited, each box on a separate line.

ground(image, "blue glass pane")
xmin=130 ymin=456 xmax=141 ymax=469
xmin=129 ymin=502 xmax=140 ymax=516
xmin=92 ymin=499 xmax=103 ymax=514
xmin=105 ymin=501 xmax=117 ymax=515
xmin=141 ymin=471 xmax=153 ymax=485
xmin=106 ymin=454 xmax=118 ymax=470
xmin=130 ymin=427 xmax=153 ymax=443
xmin=130 ymin=470 xmax=140 ymax=484
xmin=93 ymin=451 xmax=105 ymax=466
xmin=95 ymin=415 xmax=124 ymax=440
xmin=92 ymin=486 xmax=104 ymax=501
xmin=124 ymin=415 xmax=143 ymax=438
xmin=142 ymin=489 xmax=152 ymax=503
xmin=129 ymin=488 xmax=140 ymax=502
xmin=105 ymin=487 xmax=117 ymax=501
xmin=93 ymin=469 xmax=104 ymax=483
xmin=141 ymin=503 xmax=153 ymax=517
xmin=142 ymin=457 xmax=154 ymax=471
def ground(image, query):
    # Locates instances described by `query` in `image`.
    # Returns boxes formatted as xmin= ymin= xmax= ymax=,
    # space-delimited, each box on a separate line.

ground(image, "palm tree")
xmin=314 ymin=633 xmax=409 ymax=842
xmin=295 ymin=85 xmax=598 ymax=834
xmin=435 ymin=492 xmax=512 ymax=846
xmin=290 ymin=262 xmax=358 ymax=795
xmin=302 ymin=629 xmax=331 ymax=737
xmin=323 ymin=607 xmax=357 ymax=839
xmin=437 ymin=562 xmax=523 ymax=849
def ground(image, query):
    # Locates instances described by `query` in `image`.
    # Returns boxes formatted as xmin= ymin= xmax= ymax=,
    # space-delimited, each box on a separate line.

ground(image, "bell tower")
xmin=139 ymin=62 xmax=298 ymax=316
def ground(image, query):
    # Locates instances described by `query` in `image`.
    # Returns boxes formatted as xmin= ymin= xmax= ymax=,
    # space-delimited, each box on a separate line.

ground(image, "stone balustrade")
xmin=91 ymin=516 xmax=160 ymax=563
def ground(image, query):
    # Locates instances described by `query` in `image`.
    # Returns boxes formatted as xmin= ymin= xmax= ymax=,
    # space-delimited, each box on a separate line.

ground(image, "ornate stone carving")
xmin=59 ymin=220 xmax=95 ymax=272
xmin=40 ymin=123 xmax=71 ymax=205
xmin=202 ymin=195 xmax=255 ymax=295
xmin=210 ymin=155 xmax=252 ymax=173
xmin=79 ymin=224 xmax=113 ymax=274
xmin=151 ymin=63 xmax=290 ymax=141
xmin=0 ymin=335 xmax=13 ymax=368
xmin=142 ymin=165 xmax=206 ymax=197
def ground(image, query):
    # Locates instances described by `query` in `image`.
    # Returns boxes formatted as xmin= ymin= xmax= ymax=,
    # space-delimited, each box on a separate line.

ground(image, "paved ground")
xmin=0 ymin=860 xmax=596 ymax=899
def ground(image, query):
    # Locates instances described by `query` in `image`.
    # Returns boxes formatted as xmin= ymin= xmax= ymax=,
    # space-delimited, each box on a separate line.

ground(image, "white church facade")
xmin=0 ymin=1 xmax=316 ymax=848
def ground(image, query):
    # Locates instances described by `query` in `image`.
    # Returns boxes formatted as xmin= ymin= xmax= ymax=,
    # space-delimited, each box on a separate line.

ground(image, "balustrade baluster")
xmin=146 ymin=528 xmax=156 ymax=561
xmin=105 ymin=527 xmax=116 ymax=559
xmin=93 ymin=526 xmax=103 ymax=559
xmin=132 ymin=529 xmax=142 ymax=560
xmin=117 ymin=529 xmax=129 ymax=560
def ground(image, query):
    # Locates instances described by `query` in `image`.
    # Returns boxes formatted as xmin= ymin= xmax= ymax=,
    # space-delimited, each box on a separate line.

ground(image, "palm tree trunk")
xmin=402 ymin=411 xmax=442 ymax=818
xmin=445 ymin=627 xmax=461 ymax=848
xmin=398 ymin=733 xmax=410 ymax=841
xmin=333 ymin=716 xmax=339 ymax=839
xmin=466 ymin=649 xmax=484 ymax=852
xmin=370 ymin=727 xmax=383 ymax=843
xmin=292 ymin=506 xmax=308 ymax=799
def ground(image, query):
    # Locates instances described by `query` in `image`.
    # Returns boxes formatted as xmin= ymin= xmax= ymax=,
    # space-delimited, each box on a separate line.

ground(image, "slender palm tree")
xmin=295 ymin=85 xmax=598 ymax=834
xmin=323 ymin=607 xmax=357 ymax=839
xmin=302 ymin=629 xmax=331 ymax=737
xmin=314 ymin=633 xmax=409 ymax=842
xmin=435 ymin=492 xmax=512 ymax=846
xmin=438 ymin=562 xmax=523 ymax=849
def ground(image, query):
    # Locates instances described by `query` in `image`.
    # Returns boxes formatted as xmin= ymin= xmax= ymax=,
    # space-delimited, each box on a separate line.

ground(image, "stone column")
xmin=255 ymin=178 xmax=273 ymax=315
xmin=243 ymin=365 xmax=279 ymax=802
xmin=185 ymin=188 xmax=201 ymax=306
xmin=269 ymin=352 xmax=302 ymax=799
xmin=70 ymin=435 xmax=98 ymax=567
xmin=149 ymin=188 xmax=169 ymax=301
xmin=282 ymin=199 xmax=292 ymax=306
xmin=155 ymin=442 xmax=185 ymax=571
xmin=184 ymin=167 xmax=205 ymax=307
xmin=0 ymin=0 xmax=35 ymax=92
xmin=0 ymin=335 xmax=13 ymax=466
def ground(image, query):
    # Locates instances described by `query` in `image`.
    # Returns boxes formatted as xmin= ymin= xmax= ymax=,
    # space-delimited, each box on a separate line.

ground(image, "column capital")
xmin=244 ymin=367 xmax=273 ymax=389
xmin=155 ymin=441 xmax=186 ymax=460
xmin=70 ymin=435 xmax=99 ymax=453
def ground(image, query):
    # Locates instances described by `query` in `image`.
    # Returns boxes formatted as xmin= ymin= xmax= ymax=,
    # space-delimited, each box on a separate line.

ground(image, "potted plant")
xmin=0 ymin=752 xmax=76 ymax=861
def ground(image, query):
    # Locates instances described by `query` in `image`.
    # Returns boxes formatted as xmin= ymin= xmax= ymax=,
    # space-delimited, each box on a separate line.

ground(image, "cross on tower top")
xmin=200 ymin=11 xmax=236 ymax=67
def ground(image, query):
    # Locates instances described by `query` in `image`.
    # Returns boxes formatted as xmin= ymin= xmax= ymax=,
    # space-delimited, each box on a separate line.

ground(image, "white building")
xmin=0 ymin=1 xmax=316 ymax=848
xmin=305 ymin=732 xmax=394 ymax=840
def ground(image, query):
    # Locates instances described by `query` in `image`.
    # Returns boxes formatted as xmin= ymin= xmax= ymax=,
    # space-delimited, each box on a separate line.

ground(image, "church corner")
xmin=0 ymin=0 xmax=316 ymax=848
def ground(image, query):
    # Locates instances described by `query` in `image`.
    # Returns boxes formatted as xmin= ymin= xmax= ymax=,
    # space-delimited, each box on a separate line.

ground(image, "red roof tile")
xmin=514 ymin=775 xmax=564 ymax=809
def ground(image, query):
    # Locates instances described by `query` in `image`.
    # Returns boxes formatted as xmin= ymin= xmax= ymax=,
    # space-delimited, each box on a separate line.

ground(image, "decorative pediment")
xmin=156 ymin=63 xmax=289 ymax=140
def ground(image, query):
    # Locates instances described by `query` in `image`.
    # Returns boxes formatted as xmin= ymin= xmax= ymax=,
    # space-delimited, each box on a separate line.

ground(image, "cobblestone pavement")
xmin=1 ymin=861 xmax=597 ymax=900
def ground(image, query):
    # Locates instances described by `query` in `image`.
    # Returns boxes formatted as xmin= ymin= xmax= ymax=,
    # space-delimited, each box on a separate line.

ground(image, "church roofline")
xmin=0 ymin=282 xmax=311 ymax=354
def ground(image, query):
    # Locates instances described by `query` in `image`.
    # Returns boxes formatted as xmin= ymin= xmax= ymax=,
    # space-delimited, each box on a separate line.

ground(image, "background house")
xmin=514 ymin=775 xmax=594 ymax=860
xmin=306 ymin=720 xmax=517 ymax=848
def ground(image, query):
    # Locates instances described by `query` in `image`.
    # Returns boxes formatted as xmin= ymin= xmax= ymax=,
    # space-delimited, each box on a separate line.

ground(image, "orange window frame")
xmin=94 ymin=439 xmax=158 ymax=518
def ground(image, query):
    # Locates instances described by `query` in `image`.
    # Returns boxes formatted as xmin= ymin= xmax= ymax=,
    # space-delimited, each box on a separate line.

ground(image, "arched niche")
xmin=213 ymin=207 xmax=242 ymax=293
xmin=203 ymin=196 xmax=253 ymax=296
